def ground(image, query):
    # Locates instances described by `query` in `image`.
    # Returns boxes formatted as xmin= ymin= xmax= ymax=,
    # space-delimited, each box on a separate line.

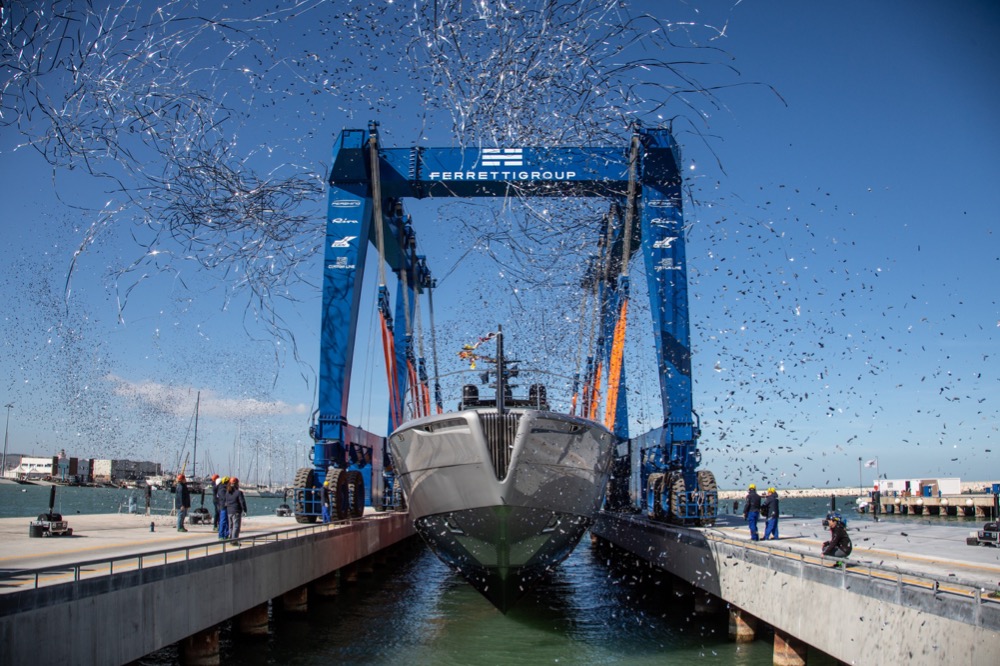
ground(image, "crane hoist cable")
xmin=370 ymin=133 xmax=389 ymax=289
xmin=379 ymin=290 xmax=403 ymax=429
xmin=588 ymin=362 xmax=603 ymax=421
xmin=398 ymin=224 xmax=423 ymax=421
xmin=584 ymin=204 xmax=616 ymax=422
xmin=569 ymin=285 xmax=590 ymax=417
xmin=427 ymin=283 xmax=444 ymax=414
xmin=413 ymin=294 xmax=432 ymax=417
xmin=604 ymin=134 xmax=640 ymax=430
xmin=369 ymin=131 xmax=403 ymax=428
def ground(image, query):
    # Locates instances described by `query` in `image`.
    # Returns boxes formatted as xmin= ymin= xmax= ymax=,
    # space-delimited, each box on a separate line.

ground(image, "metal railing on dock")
xmin=707 ymin=531 xmax=1000 ymax=610
xmin=0 ymin=516 xmax=374 ymax=593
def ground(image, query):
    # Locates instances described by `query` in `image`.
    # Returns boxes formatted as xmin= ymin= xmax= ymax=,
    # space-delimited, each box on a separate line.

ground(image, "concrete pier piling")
xmin=728 ymin=608 xmax=757 ymax=643
xmin=180 ymin=625 xmax=220 ymax=666
xmin=312 ymin=570 xmax=341 ymax=598
xmin=236 ymin=603 xmax=270 ymax=637
xmin=280 ymin=585 xmax=309 ymax=614
xmin=773 ymin=630 xmax=807 ymax=666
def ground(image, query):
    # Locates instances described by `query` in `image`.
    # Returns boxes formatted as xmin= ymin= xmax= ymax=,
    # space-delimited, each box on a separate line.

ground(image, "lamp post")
xmin=2 ymin=403 xmax=12 ymax=479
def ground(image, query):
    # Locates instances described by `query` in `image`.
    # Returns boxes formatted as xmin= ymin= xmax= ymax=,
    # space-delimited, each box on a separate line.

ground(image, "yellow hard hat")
xmin=748 ymin=483 xmax=756 ymax=490
xmin=768 ymin=487 xmax=776 ymax=493
xmin=323 ymin=480 xmax=329 ymax=487
xmin=221 ymin=476 xmax=229 ymax=483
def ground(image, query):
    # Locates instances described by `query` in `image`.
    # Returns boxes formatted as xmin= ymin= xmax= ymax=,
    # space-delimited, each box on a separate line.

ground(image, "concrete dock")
xmin=592 ymin=511 xmax=1000 ymax=665
xmin=0 ymin=510 xmax=415 ymax=664
xmin=3 ymin=508 xmax=999 ymax=665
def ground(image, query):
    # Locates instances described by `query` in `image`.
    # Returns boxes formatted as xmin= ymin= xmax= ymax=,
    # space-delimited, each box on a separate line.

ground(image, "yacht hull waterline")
xmin=388 ymin=408 xmax=615 ymax=612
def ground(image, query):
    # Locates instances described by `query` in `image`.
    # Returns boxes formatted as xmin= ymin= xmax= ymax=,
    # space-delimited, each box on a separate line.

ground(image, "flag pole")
xmin=858 ymin=457 xmax=862 ymax=498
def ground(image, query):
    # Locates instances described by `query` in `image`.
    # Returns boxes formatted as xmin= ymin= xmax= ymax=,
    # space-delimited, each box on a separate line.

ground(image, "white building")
xmin=7 ymin=455 xmax=58 ymax=480
xmin=878 ymin=477 xmax=961 ymax=496
xmin=91 ymin=459 xmax=161 ymax=483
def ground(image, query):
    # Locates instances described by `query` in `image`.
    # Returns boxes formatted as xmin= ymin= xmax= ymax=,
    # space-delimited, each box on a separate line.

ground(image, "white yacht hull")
xmin=389 ymin=408 xmax=615 ymax=611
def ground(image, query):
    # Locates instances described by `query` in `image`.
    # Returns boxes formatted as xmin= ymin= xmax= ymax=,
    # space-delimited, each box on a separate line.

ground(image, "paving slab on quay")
xmin=0 ymin=511 xmax=358 ymax=592
xmin=710 ymin=512 xmax=1000 ymax=591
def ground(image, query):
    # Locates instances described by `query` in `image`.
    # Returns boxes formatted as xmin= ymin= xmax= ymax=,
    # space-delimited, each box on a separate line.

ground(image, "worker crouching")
xmin=822 ymin=512 xmax=853 ymax=558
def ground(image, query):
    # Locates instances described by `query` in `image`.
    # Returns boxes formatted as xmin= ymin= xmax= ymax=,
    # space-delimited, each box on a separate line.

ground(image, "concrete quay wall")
xmin=0 ymin=513 xmax=415 ymax=666
xmin=592 ymin=512 xmax=1000 ymax=665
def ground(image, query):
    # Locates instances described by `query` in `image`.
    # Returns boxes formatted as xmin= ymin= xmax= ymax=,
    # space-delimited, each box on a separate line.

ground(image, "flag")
xmin=864 ymin=458 xmax=877 ymax=468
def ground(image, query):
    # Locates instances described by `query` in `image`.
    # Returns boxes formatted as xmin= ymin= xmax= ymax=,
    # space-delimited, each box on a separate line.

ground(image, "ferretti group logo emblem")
xmin=331 ymin=236 xmax=357 ymax=248
xmin=481 ymin=148 xmax=523 ymax=167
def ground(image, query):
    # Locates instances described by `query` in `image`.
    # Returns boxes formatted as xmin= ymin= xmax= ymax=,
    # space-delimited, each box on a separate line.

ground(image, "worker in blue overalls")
xmin=321 ymin=479 xmax=332 ymax=523
xmin=743 ymin=483 xmax=761 ymax=541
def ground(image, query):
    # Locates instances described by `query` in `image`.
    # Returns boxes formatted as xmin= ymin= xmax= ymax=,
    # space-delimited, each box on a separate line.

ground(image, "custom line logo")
xmin=481 ymin=148 xmax=523 ymax=167
xmin=329 ymin=257 xmax=356 ymax=270
xmin=331 ymin=236 xmax=357 ymax=248
xmin=331 ymin=199 xmax=361 ymax=208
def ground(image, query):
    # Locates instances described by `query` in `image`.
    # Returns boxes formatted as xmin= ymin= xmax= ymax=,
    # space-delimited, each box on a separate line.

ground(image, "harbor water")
xmin=3 ymin=484 xmax=976 ymax=665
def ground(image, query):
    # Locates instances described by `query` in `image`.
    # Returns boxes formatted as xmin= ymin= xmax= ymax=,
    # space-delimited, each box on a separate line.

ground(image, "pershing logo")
xmin=654 ymin=258 xmax=681 ymax=272
xmin=428 ymin=148 xmax=577 ymax=182
xmin=330 ymin=199 xmax=361 ymax=208
xmin=331 ymin=236 xmax=357 ymax=248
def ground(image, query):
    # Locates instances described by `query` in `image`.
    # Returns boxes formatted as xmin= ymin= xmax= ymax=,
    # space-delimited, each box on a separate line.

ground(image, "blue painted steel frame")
xmin=319 ymin=124 xmax=699 ymax=497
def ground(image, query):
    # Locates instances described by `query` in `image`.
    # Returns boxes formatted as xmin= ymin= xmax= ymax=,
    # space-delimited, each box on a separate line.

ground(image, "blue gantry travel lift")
xmin=292 ymin=121 xmax=716 ymax=526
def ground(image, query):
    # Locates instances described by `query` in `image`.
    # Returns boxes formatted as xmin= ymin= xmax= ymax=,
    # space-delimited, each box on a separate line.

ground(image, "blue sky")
xmin=1 ymin=0 xmax=997 ymax=489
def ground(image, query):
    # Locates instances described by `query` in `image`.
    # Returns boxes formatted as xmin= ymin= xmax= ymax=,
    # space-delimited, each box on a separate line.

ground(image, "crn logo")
xmin=653 ymin=237 xmax=677 ymax=249
xmin=331 ymin=236 xmax=357 ymax=248
xmin=481 ymin=148 xmax=523 ymax=167
xmin=331 ymin=199 xmax=361 ymax=208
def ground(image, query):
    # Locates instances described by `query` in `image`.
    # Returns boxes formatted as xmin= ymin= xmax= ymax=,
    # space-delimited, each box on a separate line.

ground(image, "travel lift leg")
xmin=638 ymin=129 xmax=716 ymax=526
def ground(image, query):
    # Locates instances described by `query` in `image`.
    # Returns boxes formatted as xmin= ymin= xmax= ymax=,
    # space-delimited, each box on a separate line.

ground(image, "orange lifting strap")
xmin=379 ymin=311 xmax=403 ymax=429
xmin=603 ymin=299 xmax=629 ymax=430
xmin=406 ymin=359 xmax=421 ymax=419
xmin=422 ymin=380 xmax=432 ymax=416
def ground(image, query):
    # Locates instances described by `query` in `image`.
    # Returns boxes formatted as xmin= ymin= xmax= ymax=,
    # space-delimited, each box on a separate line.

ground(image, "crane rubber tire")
xmin=347 ymin=470 xmax=365 ymax=518
xmin=696 ymin=470 xmax=718 ymax=527
xmin=293 ymin=467 xmax=317 ymax=523
xmin=327 ymin=468 xmax=350 ymax=520
xmin=647 ymin=473 xmax=664 ymax=519
xmin=668 ymin=472 xmax=687 ymax=523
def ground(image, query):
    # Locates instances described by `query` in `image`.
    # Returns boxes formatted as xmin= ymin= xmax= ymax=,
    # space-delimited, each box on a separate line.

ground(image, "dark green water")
xmin=143 ymin=538 xmax=793 ymax=666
